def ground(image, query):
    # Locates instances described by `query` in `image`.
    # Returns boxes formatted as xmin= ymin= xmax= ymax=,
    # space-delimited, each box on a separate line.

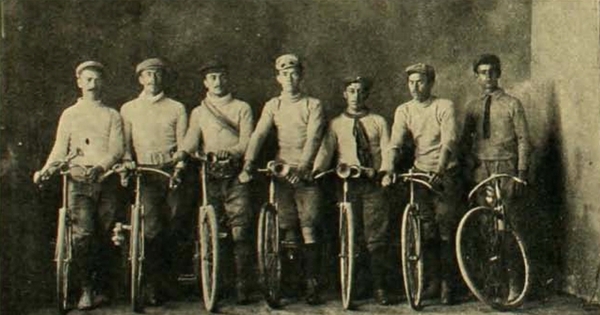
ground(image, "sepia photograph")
xmin=1 ymin=1 xmax=599 ymax=314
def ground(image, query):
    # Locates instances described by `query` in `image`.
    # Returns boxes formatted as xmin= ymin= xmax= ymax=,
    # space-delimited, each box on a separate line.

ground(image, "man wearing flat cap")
xmin=34 ymin=61 xmax=124 ymax=310
xmin=238 ymin=53 xmax=326 ymax=305
xmin=180 ymin=60 xmax=255 ymax=304
xmin=462 ymin=54 xmax=531 ymax=301
xmin=382 ymin=63 xmax=460 ymax=305
xmin=314 ymin=76 xmax=393 ymax=305
xmin=120 ymin=57 xmax=188 ymax=306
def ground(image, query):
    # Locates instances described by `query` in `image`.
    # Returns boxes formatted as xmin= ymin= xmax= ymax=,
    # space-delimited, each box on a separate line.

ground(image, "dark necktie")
xmin=482 ymin=94 xmax=492 ymax=139
xmin=343 ymin=111 xmax=372 ymax=168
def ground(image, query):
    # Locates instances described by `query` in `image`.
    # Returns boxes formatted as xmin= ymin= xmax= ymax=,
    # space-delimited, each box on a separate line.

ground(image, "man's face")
xmin=343 ymin=82 xmax=368 ymax=112
xmin=476 ymin=64 xmax=500 ymax=91
xmin=204 ymin=72 xmax=229 ymax=97
xmin=76 ymin=68 xmax=103 ymax=96
xmin=276 ymin=68 xmax=301 ymax=93
xmin=138 ymin=68 xmax=164 ymax=95
xmin=408 ymin=73 xmax=432 ymax=102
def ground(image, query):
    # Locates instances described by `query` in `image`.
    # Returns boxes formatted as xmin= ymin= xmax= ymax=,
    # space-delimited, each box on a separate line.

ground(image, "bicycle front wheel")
xmin=401 ymin=204 xmax=424 ymax=311
xmin=130 ymin=205 xmax=144 ymax=312
xmin=55 ymin=207 xmax=71 ymax=314
xmin=339 ymin=202 xmax=355 ymax=310
xmin=199 ymin=205 xmax=220 ymax=312
xmin=257 ymin=203 xmax=281 ymax=308
xmin=456 ymin=206 xmax=530 ymax=310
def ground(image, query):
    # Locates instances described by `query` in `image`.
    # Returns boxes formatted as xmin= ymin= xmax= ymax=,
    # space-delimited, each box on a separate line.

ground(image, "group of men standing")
xmin=34 ymin=52 xmax=530 ymax=310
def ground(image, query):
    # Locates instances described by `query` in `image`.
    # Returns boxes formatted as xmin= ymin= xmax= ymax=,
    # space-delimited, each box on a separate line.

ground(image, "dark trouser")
xmin=413 ymin=167 xmax=461 ymax=287
xmin=206 ymin=177 xmax=253 ymax=285
xmin=275 ymin=179 xmax=323 ymax=287
xmin=343 ymin=179 xmax=390 ymax=291
xmin=473 ymin=159 xmax=523 ymax=293
xmin=69 ymin=177 xmax=118 ymax=293
xmin=139 ymin=171 xmax=182 ymax=293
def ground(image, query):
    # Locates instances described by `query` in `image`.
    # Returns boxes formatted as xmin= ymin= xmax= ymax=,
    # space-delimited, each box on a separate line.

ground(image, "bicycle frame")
xmin=468 ymin=174 xmax=526 ymax=231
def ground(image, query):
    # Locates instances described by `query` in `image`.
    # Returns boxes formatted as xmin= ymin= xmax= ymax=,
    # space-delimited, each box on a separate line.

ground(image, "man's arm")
xmin=436 ymin=101 xmax=458 ymax=175
xmin=120 ymin=105 xmax=134 ymax=162
xmin=180 ymin=107 xmax=202 ymax=155
xmin=299 ymin=100 xmax=326 ymax=167
xmin=175 ymin=103 xmax=189 ymax=150
xmin=243 ymin=101 xmax=275 ymax=168
xmin=312 ymin=123 xmax=336 ymax=173
xmin=513 ymin=99 xmax=531 ymax=173
xmin=226 ymin=103 xmax=254 ymax=158
xmin=378 ymin=117 xmax=391 ymax=172
xmin=382 ymin=106 xmax=407 ymax=173
xmin=98 ymin=111 xmax=125 ymax=170
xmin=41 ymin=110 xmax=70 ymax=173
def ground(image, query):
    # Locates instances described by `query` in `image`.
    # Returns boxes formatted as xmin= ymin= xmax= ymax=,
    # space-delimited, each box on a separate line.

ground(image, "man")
xmin=238 ymin=53 xmax=326 ymax=304
xmin=179 ymin=60 xmax=254 ymax=304
xmin=34 ymin=61 xmax=124 ymax=310
xmin=313 ymin=76 xmax=392 ymax=305
xmin=382 ymin=63 xmax=460 ymax=305
xmin=120 ymin=58 xmax=188 ymax=305
xmin=462 ymin=54 xmax=531 ymax=300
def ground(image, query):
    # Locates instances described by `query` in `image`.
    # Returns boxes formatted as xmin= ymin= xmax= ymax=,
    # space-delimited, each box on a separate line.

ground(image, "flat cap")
xmin=199 ymin=60 xmax=228 ymax=76
xmin=135 ymin=58 xmax=166 ymax=75
xmin=275 ymin=53 xmax=301 ymax=71
xmin=75 ymin=61 xmax=105 ymax=76
xmin=342 ymin=76 xmax=373 ymax=91
xmin=405 ymin=63 xmax=436 ymax=82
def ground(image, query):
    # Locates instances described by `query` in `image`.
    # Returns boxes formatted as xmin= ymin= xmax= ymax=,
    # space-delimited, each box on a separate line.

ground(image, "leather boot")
xmin=439 ymin=240 xmax=456 ymax=305
xmin=234 ymin=242 xmax=253 ymax=304
xmin=304 ymin=244 xmax=323 ymax=305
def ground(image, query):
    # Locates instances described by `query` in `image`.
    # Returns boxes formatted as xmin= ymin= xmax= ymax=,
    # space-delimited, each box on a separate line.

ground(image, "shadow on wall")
xmin=508 ymin=80 xmax=565 ymax=297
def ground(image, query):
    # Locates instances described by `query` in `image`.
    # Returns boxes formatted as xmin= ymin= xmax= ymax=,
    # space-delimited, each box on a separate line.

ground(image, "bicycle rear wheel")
xmin=55 ymin=207 xmax=71 ymax=314
xmin=257 ymin=203 xmax=281 ymax=308
xmin=339 ymin=202 xmax=355 ymax=310
xmin=456 ymin=206 xmax=530 ymax=310
xmin=401 ymin=204 xmax=424 ymax=311
xmin=130 ymin=205 xmax=144 ymax=312
xmin=199 ymin=205 xmax=220 ymax=312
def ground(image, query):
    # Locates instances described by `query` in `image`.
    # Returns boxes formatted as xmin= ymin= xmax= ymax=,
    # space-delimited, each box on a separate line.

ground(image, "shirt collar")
xmin=482 ymin=88 xmax=504 ymax=99
xmin=138 ymin=91 xmax=165 ymax=103
xmin=76 ymin=97 xmax=104 ymax=107
xmin=279 ymin=92 xmax=304 ymax=103
xmin=205 ymin=93 xmax=233 ymax=106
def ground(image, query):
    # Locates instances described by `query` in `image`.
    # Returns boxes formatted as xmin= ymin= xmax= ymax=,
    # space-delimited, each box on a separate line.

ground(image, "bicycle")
xmin=256 ymin=160 xmax=297 ymax=308
xmin=455 ymin=173 xmax=530 ymax=311
xmin=35 ymin=149 xmax=118 ymax=314
xmin=390 ymin=169 xmax=441 ymax=311
xmin=112 ymin=163 xmax=181 ymax=312
xmin=315 ymin=163 xmax=368 ymax=310
xmin=187 ymin=152 xmax=229 ymax=312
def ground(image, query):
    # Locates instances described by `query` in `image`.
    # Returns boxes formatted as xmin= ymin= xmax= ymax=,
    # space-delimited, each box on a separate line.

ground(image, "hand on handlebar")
xmin=216 ymin=150 xmax=231 ymax=160
xmin=381 ymin=172 xmax=396 ymax=187
xmin=86 ymin=165 xmax=105 ymax=182
xmin=429 ymin=172 xmax=443 ymax=187
xmin=514 ymin=170 xmax=528 ymax=196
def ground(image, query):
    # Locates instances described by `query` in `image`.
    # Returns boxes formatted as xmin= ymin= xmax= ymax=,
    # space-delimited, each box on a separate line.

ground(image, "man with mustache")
xmin=238 ymin=53 xmax=326 ymax=305
xmin=382 ymin=63 xmax=460 ymax=305
xmin=34 ymin=61 xmax=124 ymax=310
xmin=180 ymin=60 xmax=255 ymax=304
xmin=120 ymin=58 xmax=188 ymax=306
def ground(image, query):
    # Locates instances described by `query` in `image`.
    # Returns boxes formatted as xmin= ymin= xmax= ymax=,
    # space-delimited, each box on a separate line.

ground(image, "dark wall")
xmin=0 ymin=0 xmax=532 ymax=313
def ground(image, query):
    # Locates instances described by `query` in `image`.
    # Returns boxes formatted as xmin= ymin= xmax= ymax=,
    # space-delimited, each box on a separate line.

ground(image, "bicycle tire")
xmin=55 ymin=207 xmax=70 ymax=314
xmin=456 ymin=206 xmax=531 ymax=311
xmin=257 ymin=203 xmax=281 ymax=308
xmin=339 ymin=202 xmax=355 ymax=310
xmin=401 ymin=204 xmax=424 ymax=311
xmin=130 ymin=205 xmax=144 ymax=312
xmin=200 ymin=205 xmax=220 ymax=312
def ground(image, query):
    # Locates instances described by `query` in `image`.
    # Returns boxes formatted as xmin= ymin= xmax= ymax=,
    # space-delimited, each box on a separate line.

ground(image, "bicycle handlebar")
xmin=314 ymin=164 xmax=376 ymax=180
xmin=468 ymin=173 xmax=526 ymax=201
xmin=257 ymin=161 xmax=297 ymax=178
xmin=394 ymin=171 xmax=442 ymax=195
